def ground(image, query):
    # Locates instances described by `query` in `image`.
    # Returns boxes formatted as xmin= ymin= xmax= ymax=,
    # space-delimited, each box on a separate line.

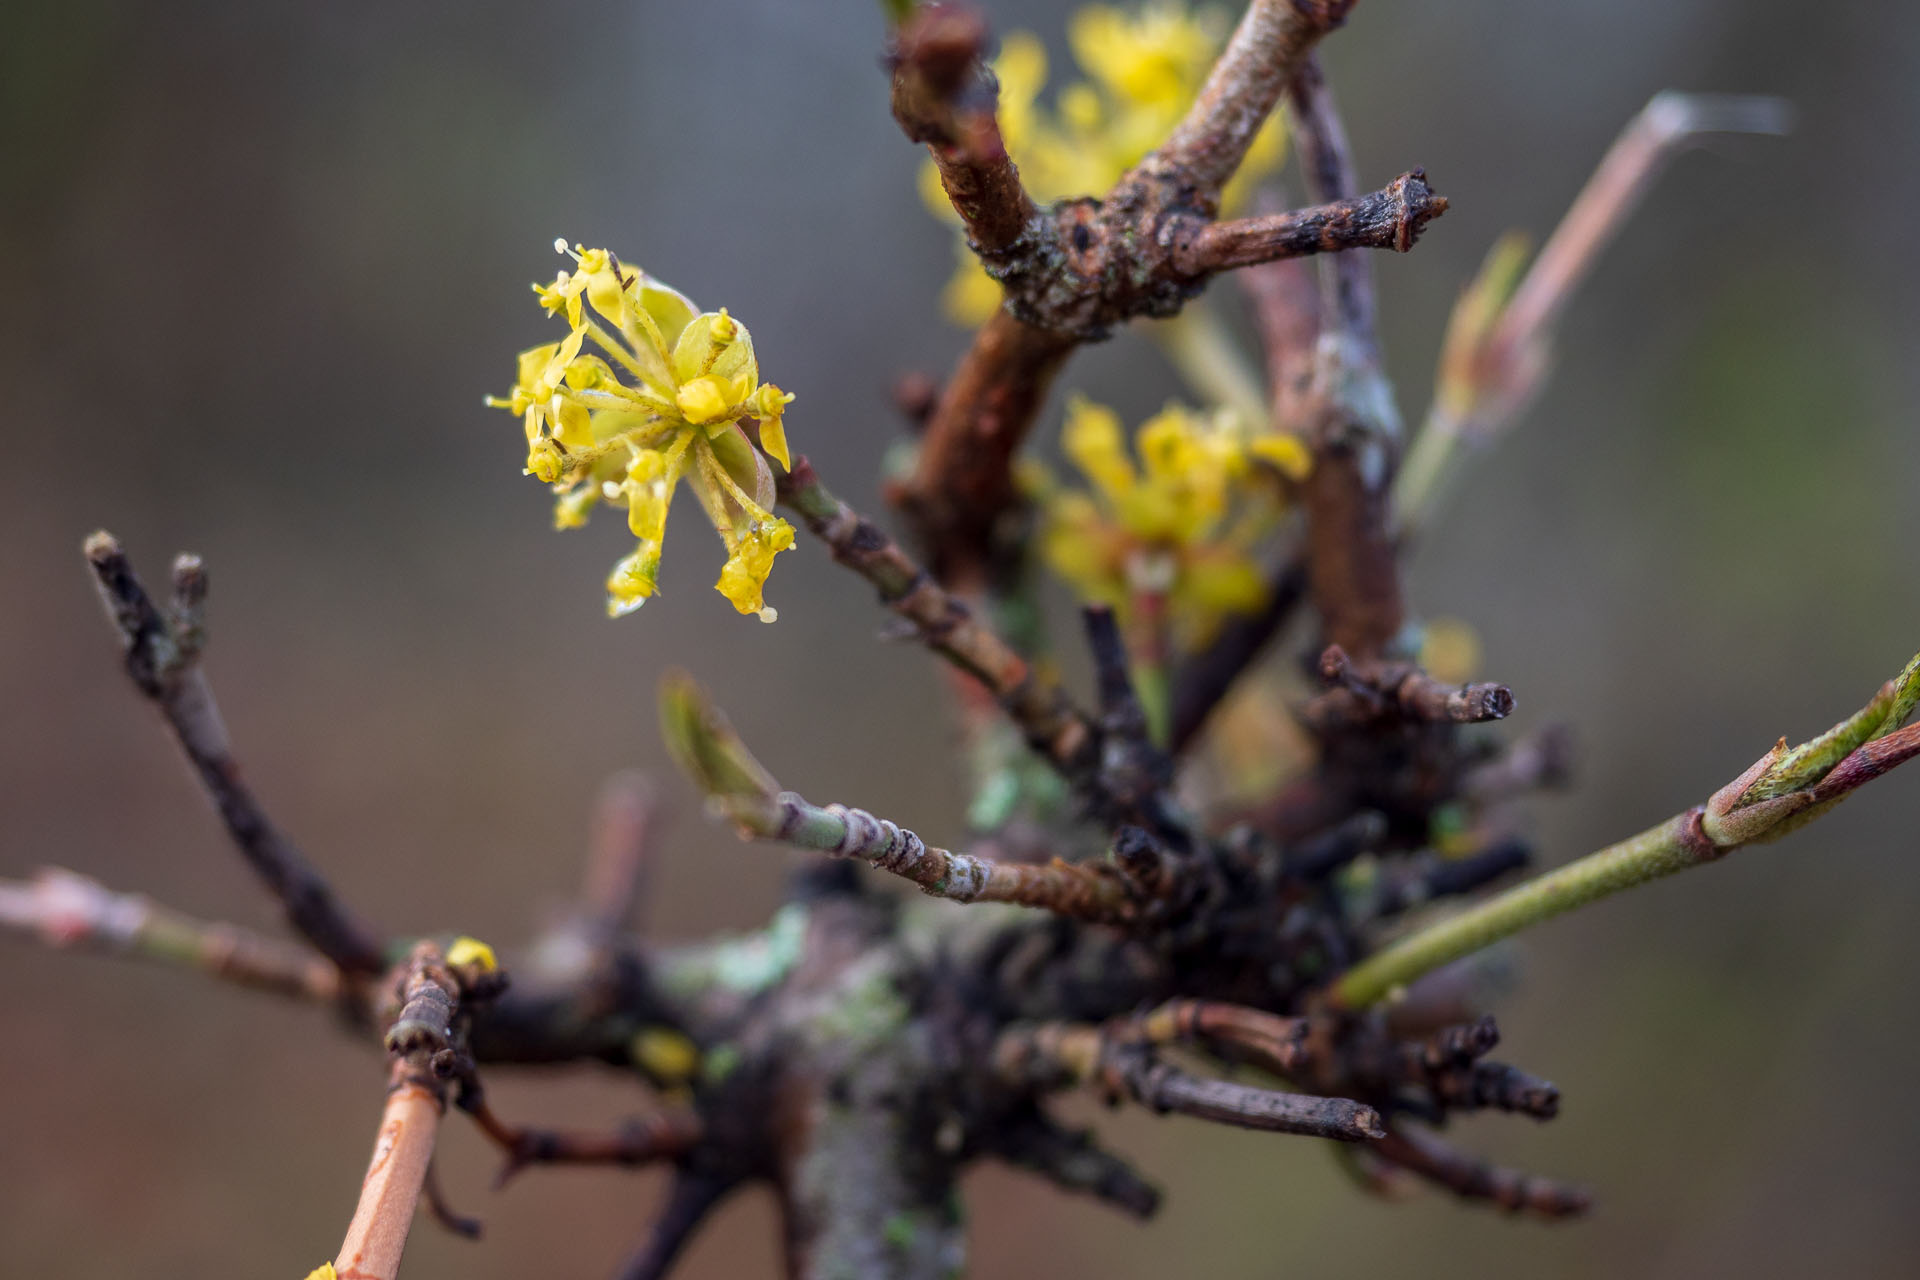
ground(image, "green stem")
xmin=1153 ymin=301 xmax=1269 ymax=429
xmin=1330 ymin=810 xmax=1707 ymax=1008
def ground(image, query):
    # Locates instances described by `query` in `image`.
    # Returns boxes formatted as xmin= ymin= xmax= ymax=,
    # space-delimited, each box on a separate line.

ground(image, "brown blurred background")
xmin=3 ymin=1 xmax=1918 ymax=1276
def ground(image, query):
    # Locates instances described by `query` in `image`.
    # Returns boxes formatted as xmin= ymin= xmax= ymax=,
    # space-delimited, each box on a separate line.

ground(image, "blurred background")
xmin=3 ymin=0 xmax=1917 ymax=1276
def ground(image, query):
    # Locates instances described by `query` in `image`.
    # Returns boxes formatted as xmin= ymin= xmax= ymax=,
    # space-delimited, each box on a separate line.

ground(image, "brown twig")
xmin=1395 ymin=92 xmax=1791 ymax=529
xmin=992 ymin=1014 xmax=1383 ymax=1142
xmin=1374 ymin=1124 xmax=1590 ymax=1218
xmin=1283 ymin=64 xmax=1408 ymax=659
xmin=1168 ymin=556 xmax=1310 ymax=754
xmin=83 ymin=533 xmax=387 ymax=975
xmin=1171 ymin=172 xmax=1446 ymax=274
xmin=614 ymin=1171 xmax=735 ymax=1280
xmin=779 ymin=458 xmax=1102 ymax=796
xmin=1308 ymin=643 xmax=1515 ymax=729
xmin=458 ymin=1085 xmax=699 ymax=1188
xmin=890 ymin=2 xmax=1430 ymax=585
xmin=0 ymin=867 xmax=341 ymax=1004
xmin=333 ymin=943 xmax=462 ymax=1280
xmin=889 ymin=4 xmax=1040 ymax=264
xmin=988 ymin=1109 xmax=1162 ymax=1219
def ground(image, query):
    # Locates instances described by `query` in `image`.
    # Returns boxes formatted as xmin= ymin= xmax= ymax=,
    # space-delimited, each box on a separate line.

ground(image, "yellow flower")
xmin=923 ymin=3 xmax=1288 ymax=326
xmin=1038 ymin=395 xmax=1301 ymax=650
xmin=488 ymin=242 xmax=796 ymax=621
xmin=304 ymin=1266 xmax=337 ymax=1280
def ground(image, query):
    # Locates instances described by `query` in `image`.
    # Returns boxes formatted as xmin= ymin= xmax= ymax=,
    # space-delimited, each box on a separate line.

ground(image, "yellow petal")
xmin=714 ymin=519 xmax=795 ymax=621
xmin=305 ymin=1266 xmax=338 ymax=1280
xmin=1061 ymin=394 xmax=1135 ymax=503
xmin=446 ymin=936 xmax=497 ymax=973
xmin=1248 ymin=433 xmax=1312 ymax=482
xmin=675 ymin=375 xmax=737 ymax=425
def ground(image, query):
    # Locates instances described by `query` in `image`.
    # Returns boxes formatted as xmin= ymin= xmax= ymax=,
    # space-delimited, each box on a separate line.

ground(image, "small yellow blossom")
xmin=630 ymin=1026 xmax=702 ymax=1085
xmin=1036 ymin=395 xmax=1304 ymax=650
xmin=446 ymin=936 xmax=498 ymax=973
xmin=304 ymin=1265 xmax=337 ymax=1280
xmin=488 ymin=242 xmax=796 ymax=621
xmin=924 ymin=3 xmax=1289 ymax=326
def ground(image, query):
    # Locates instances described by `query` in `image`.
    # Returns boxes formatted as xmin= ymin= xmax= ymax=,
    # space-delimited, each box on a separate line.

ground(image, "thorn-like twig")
xmin=1309 ymin=644 xmax=1515 ymax=728
xmin=82 ymin=533 xmax=387 ymax=975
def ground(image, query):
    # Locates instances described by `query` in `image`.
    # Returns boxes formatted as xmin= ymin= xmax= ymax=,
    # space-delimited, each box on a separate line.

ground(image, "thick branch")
xmin=890 ymin=4 xmax=1039 ymax=260
xmin=615 ymin=1171 xmax=734 ymax=1280
xmin=1153 ymin=0 xmax=1359 ymax=204
xmin=83 ymin=533 xmax=387 ymax=975
xmin=1283 ymin=65 xmax=1408 ymax=659
xmin=0 ymin=867 xmax=343 ymax=1004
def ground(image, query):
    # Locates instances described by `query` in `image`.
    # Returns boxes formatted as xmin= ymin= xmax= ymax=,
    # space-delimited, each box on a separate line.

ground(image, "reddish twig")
xmin=0 ymin=867 xmax=342 ymax=1005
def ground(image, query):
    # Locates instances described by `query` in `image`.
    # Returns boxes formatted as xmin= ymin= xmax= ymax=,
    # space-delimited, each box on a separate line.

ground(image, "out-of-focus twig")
xmin=1395 ymin=92 xmax=1793 ymax=531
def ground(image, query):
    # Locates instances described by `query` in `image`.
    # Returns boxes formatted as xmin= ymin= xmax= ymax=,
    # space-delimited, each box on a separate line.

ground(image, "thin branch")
xmin=614 ymin=1171 xmax=735 ymax=1280
xmin=1168 ymin=556 xmax=1310 ymax=754
xmin=1395 ymin=92 xmax=1792 ymax=531
xmin=0 ymin=867 xmax=341 ymax=1004
xmin=989 ymin=1110 xmax=1161 ymax=1219
xmin=1171 ymin=171 xmax=1447 ymax=275
xmin=742 ymin=791 xmax=1135 ymax=923
xmin=82 ymin=533 xmax=387 ymax=975
xmin=1153 ymin=0 xmax=1359 ymax=205
xmin=1462 ymin=724 xmax=1576 ymax=802
xmin=993 ymin=1014 xmax=1383 ymax=1142
xmin=1309 ymin=643 xmax=1515 ymax=728
xmin=459 ymin=1088 xmax=699 ymax=1189
xmin=1375 ymin=1124 xmax=1590 ymax=1219
xmin=1331 ymin=656 xmax=1920 ymax=1007
xmin=778 ymin=458 xmax=1101 ymax=793
xmin=1368 ymin=840 xmax=1534 ymax=918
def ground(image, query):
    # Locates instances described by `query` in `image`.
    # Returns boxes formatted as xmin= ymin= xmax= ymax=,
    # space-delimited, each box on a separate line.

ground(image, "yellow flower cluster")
xmin=1035 ymin=395 xmax=1309 ymax=650
xmin=488 ymin=242 xmax=796 ymax=621
xmin=924 ymin=2 xmax=1289 ymax=325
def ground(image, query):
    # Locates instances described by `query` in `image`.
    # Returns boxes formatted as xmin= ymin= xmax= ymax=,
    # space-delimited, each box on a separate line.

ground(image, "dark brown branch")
xmin=1284 ymin=62 xmax=1409 ymax=659
xmin=889 ymin=4 xmax=1040 ymax=261
xmin=1171 ymin=171 xmax=1447 ymax=275
xmin=895 ymin=310 xmax=1075 ymax=584
xmin=779 ymin=458 xmax=1102 ymax=796
xmin=615 ymin=1171 xmax=735 ymax=1280
xmin=1375 ymin=1125 xmax=1590 ymax=1219
xmin=990 ymin=1110 xmax=1161 ymax=1219
xmin=1370 ymin=840 xmax=1534 ymax=917
xmin=422 ymin=1160 xmax=483 ymax=1240
xmin=1308 ymin=644 xmax=1514 ymax=730
xmin=1168 ymin=556 xmax=1309 ymax=754
xmin=1106 ymin=1047 xmax=1383 ymax=1141
xmin=993 ymin=1013 xmax=1383 ymax=1142
xmin=82 ymin=533 xmax=387 ymax=975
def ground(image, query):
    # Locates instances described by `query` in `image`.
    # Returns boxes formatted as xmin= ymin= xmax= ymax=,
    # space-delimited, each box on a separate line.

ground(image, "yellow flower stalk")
xmin=1034 ymin=395 xmax=1304 ymax=655
xmin=488 ymin=242 xmax=796 ymax=621
xmin=924 ymin=2 xmax=1289 ymax=326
